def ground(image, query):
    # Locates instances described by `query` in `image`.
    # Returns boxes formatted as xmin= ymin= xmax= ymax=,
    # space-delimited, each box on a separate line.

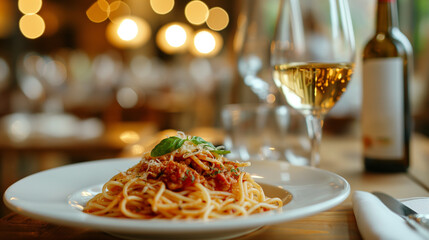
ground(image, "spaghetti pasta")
xmin=83 ymin=132 xmax=285 ymax=220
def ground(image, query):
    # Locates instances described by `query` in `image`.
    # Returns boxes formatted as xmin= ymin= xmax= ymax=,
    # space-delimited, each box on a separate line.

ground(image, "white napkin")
xmin=352 ymin=191 xmax=429 ymax=240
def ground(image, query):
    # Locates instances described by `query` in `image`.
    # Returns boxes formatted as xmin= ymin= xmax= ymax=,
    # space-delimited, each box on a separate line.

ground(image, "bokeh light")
xmin=19 ymin=75 xmax=44 ymax=100
xmin=117 ymin=87 xmax=139 ymax=108
xmin=194 ymin=31 xmax=215 ymax=54
xmin=22 ymin=52 xmax=41 ymax=75
xmin=109 ymin=1 xmax=131 ymax=22
xmin=267 ymin=94 xmax=276 ymax=104
xmin=130 ymin=55 xmax=152 ymax=79
xmin=119 ymin=130 xmax=140 ymax=144
xmin=185 ymin=1 xmax=209 ymax=25
xmin=117 ymin=18 xmax=138 ymax=41
xmin=207 ymin=7 xmax=229 ymax=31
xmin=19 ymin=14 xmax=45 ymax=39
xmin=166 ymin=25 xmax=187 ymax=47
xmin=150 ymin=0 xmax=174 ymax=15
xmin=106 ymin=16 xmax=151 ymax=49
xmin=190 ymin=29 xmax=223 ymax=57
xmin=42 ymin=60 xmax=67 ymax=87
xmin=156 ymin=22 xmax=192 ymax=54
xmin=18 ymin=0 xmax=42 ymax=14
xmin=86 ymin=1 xmax=109 ymax=23
xmin=5 ymin=114 xmax=32 ymax=142
xmin=129 ymin=144 xmax=145 ymax=156
xmin=97 ymin=0 xmax=110 ymax=12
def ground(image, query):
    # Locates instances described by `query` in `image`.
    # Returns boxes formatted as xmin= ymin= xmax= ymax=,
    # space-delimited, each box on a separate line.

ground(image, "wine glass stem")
xmin=305 ymin=115 xmax=324 ymax=167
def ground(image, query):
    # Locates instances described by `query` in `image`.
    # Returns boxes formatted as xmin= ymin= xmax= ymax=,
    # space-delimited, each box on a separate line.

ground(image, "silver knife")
xmin=373 ymin=191 xmax=429 ymax=238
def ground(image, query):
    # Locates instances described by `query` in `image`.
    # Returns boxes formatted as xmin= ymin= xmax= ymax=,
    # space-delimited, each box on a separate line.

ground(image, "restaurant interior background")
xmin=0 ymin=0 xmax=429 ymax=216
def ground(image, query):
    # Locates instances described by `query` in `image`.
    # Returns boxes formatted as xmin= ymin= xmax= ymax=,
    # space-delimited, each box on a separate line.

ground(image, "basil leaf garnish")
xmin=150 ymin=135 xmax=230 ymax=157
xmin=191 ymin=136 xmax=230 ymax=155
xmin=190 ymin=136 xmax=215 ymax=148
xmin=150 ymin=136 xmax=185 ymax=157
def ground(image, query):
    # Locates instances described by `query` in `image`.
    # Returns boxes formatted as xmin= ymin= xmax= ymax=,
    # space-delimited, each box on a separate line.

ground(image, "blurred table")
xmin=1 ymin=133 xmax=429 ymax=239
xmin=0 ymin=121 xmax=158 ymax=216
xmin=0 ymin=121 xmax=158 ymax=157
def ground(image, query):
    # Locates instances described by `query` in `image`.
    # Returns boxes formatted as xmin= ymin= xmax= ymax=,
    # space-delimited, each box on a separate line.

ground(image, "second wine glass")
xmin=235 ymin=0 xmax=280 ymax=103
xmin=271 ymin=0 xmax=355 ymax=167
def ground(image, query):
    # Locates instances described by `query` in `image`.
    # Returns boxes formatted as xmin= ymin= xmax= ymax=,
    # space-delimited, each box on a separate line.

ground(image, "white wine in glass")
xmin=273 ymin=62 xmax=353 ymax=116
xmin=271 ymin=0 xmax=355 ymax=167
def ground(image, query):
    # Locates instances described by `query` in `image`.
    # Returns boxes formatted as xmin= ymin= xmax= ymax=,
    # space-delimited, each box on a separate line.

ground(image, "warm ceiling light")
xmin=156 ymin=22 xmax=192 ymax=54
xmin=19 ymin=14 xmax=45 ymax=39
xmin=86 ymin=1 xmax=109 ymax=23
xmin=150 ymin=0 xmax=174 ymax=15
xmin=184 ymin=1 xmax=208 ymax=25
xmin=165 ymin=24 xmax=187 ymax=47
xmin=106 ymin=16 xmax=151 ymax=49
xmin=117 ymin=18 xmax=138 ymax=41
xmin=18 ymin=0 xmax=42 ymax=14
xmin=194 ymin=31 xmax=215 ymax=54
xmin=191 ymin=29 xmax=223 ymax=57
xmin=207 ymin=7 xmax=229 ymax=31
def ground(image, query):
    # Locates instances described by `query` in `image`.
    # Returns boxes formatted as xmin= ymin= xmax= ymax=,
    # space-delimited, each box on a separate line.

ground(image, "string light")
xmin=185 ymin=1 xmax=209 ymax=25
xmin=106 ymin=16 xmax=151 ymax=49
xmin=150 ymin=0 xmax=174 ymax=15
xmin=117 ymin=18 xmax=138 ymax=41
xmin=86 ymin=0 xmax=230 ymax=56
xmin=165 ymin=24 xmax=187 ymax=47
xmin=156 ymin=22 xmax=192 ymax=54
xmin=18 ymin=0 xmax=42 ymax=14
xmin=194 ymin=30 xmax=215 ymax=54
xmin=18 ymin=0 xmax=45 ymax=39
xmin=86 ymin=1 xmax=109 ymax=23
xmin=19 ymin=14 xmax=45 ymax=39
xmin=207 ymin=7 xmax=229 ymax=31
xmin=190 ymin=29 xmax=223 ymax=57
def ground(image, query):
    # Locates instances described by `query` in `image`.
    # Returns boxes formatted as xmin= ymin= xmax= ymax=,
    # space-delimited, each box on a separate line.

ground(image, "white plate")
xmin=3 ymin=158 xmax=350 ymax=240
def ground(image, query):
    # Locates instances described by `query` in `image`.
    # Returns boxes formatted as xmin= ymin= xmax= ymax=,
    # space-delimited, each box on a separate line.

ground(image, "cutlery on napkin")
xmin=352 ymin=191 xmax=429 ymax=240
xmin=372 ymin=192 xmax=429 ymax=232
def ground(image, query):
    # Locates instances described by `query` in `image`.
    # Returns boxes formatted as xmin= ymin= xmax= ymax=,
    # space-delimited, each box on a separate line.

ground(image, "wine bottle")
xmin=362 ymin=0 xmax=413 ymax=172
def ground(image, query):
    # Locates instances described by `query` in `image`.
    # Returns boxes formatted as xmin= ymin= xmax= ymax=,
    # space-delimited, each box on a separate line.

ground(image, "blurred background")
xmin=0 ymin=0 xmax=429 ymax=215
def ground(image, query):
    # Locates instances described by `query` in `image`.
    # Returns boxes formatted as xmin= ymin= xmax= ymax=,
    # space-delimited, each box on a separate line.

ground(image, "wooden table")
xmin=1 ymin=133 xmax=429 ymax=239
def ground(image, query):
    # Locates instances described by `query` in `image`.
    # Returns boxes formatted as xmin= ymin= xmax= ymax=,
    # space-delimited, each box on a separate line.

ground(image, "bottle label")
xmin=362 ymin=57 xmax=404 ymax=159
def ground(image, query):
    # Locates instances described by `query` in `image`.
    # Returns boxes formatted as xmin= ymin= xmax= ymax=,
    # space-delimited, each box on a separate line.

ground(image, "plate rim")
xmin=3 ymin=158 xmax=350 ymax=234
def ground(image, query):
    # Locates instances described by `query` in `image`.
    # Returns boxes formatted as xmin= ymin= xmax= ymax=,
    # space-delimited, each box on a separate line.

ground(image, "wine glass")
xmin=271 ymin=0 xmax=355 ymax=167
